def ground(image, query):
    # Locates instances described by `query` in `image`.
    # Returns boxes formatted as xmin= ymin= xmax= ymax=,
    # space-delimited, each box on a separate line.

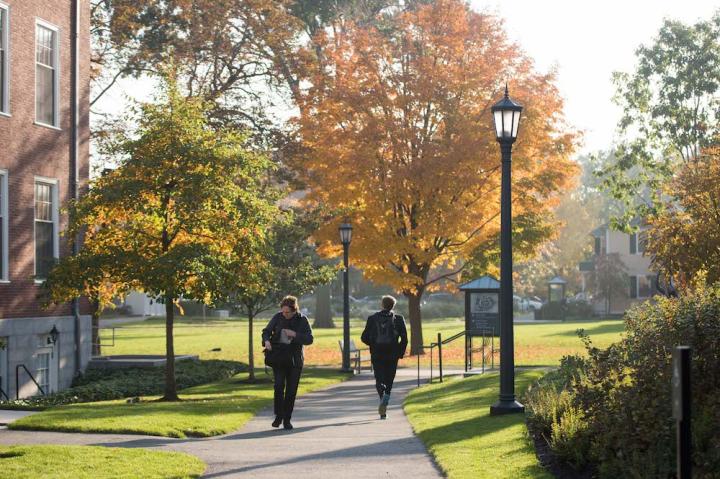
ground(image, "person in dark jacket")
xmin=361 ymin=295 xmax=408 ymax=419
xmin=262 ymin=295 xmax=314 ymax=430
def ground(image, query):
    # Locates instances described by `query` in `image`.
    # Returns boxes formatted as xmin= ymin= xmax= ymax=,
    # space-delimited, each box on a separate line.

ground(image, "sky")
xmin=473 ymin=0 xmax=719 ymax=155
xmin=98 ymin=1 xmax=719 ymax=159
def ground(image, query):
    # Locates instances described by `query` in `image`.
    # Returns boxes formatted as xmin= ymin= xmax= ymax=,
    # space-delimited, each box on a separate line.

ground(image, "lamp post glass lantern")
xmin=339 ymin=221 xmax=353 ymax=372
xmin=490 ymin=86 xmax=525 ymax=415
xmin=49 ymin=325 xmax=59 ymax=345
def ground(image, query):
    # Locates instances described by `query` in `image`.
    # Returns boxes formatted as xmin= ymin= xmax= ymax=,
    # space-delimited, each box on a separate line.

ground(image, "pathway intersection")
xmin=0 ymin=371 xmax=442 ymax=478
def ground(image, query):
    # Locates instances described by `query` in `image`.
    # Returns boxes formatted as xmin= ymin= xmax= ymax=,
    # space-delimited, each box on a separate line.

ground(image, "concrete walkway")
xmin=0 ymin=373 xmax=442 ymax=478
xmin=0 ymin=410 xmax=39 ymax=426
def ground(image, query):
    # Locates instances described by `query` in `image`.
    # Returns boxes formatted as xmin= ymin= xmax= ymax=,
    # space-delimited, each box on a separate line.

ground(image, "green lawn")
xmin=0 ymin=445 xmax=205 ymax=479
xmin=404 ymin=370 xmax=551 ymax=479
xmin=100 ymin=316 xmax=624 ymax=368
xmin=10 ymin=369 xmax=349 ymax=438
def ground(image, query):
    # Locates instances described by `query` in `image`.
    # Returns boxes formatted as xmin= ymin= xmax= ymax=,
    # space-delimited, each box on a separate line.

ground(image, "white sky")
xmin=98 ymin=1 xmax=719 ymax=159
xmin=473 ymin=0 xmax=719 ymax=155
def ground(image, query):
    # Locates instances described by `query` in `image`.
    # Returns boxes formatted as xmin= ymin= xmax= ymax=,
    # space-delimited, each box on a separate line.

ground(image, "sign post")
xmin=460 ymin=276 xmax=500 ymax=372
xmin=672 ymin=346 xmax=691 ymax=479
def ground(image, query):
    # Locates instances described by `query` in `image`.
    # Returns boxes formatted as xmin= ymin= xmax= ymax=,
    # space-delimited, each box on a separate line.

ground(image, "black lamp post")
xmin=339 ymin=221 xmax=353 ymax=373
xmin=490 ymin=86 xmax=525 ymax=415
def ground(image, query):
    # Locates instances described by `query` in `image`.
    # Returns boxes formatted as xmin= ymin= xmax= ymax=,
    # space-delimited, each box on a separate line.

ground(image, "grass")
xmin=0 ymin=445 xmax=205 ymax=479
xmin=100 ymin=316 xmax=624 ymax=368
xmin=10 ymin=368 xmax=349 ymax=438
xmin=404 ymin=370 xmax=552 ymax=479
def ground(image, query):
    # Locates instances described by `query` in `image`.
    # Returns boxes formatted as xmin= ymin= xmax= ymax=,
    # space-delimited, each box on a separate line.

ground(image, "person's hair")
xmin=280 ymin=295 xmax=299 ymax=311
xmin=381 ymin=295 xmax=396 ymax=311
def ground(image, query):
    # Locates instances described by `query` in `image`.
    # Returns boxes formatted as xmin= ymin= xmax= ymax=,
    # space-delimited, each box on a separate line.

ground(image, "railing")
xmin=0 ymin=377 xmax=9 ymax=401
xmin=94 ymin=327 xmax=116 ymax=349
xmin=416 ymin=328 xmax=498 ymax=387
xmin=15 ymin=364 xmax=46 ymax=399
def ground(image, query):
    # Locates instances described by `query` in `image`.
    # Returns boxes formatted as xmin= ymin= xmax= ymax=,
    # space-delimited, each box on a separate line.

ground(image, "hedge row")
xmin=1 ymin=359 xmax=246 ymax=409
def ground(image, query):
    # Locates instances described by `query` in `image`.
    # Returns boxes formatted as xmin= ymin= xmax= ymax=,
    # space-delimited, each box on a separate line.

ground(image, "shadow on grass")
xmin=9 ymin=369 xmax=350 ymax=438
xmin=547 ymin=321 xmax=624 ymax=338
xmin=405 ymin=372 xmax=540 ymax=446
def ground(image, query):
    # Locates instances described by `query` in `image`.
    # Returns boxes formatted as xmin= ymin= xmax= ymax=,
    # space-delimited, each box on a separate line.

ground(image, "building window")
xmin=630 ymin=275 xmax=655 ymax=299
xmin=34 ymin=180 xmax=58 ymax=280
xmin=629 ymin=231 xmax=647 ymax=255
xmin=0 ymin=3 xmax=8 ymax=115
xmin=0 ymin=169 xmax=7 ymax=281
xmin=35 ymin=21 xmax=58 ymax=127
xmin=35 ymin=351 xmax=50 ymax=393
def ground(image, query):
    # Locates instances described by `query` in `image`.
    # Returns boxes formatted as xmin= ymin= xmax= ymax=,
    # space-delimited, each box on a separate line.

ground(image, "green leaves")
xmin=601 ymin=12 xmax=720 ymax=230
xmin=46 ymin=74 xmax=277 ymax=311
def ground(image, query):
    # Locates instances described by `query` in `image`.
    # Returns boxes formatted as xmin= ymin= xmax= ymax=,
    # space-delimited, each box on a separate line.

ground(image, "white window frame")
xmin=33 ymin=177 xmax=59 ymax=282
xmin=0 ymin=169 xmax=7 ymax=282
xmin=0 ymin=2 xmax=9 ymax=116
xmin=34 ymin=19 xmax=60 ymax=129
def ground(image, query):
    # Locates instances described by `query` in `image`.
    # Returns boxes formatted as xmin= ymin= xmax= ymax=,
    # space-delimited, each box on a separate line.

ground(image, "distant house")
xmin=0 ymin=0 xmax=91 ymax=399
xmin=581 ymin=223 xmax=657 ymax=315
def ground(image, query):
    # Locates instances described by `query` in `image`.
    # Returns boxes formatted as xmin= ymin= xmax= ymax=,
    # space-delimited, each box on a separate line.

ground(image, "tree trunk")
xmin=313 ymin=282 xmax=335 ymax=328
xmin=406 ymin=292 xmax=425 ymax=356
xmin=91 ymin=298 xmax=101 ymax=357
xmin=163 ymin=295 xmax=179 ymax=401
xmin=248 ymin=311 xmax=255 ymax=381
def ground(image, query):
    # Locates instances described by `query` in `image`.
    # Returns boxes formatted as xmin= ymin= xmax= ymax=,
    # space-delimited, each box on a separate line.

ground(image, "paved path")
xmin=0 ymin=372 xmax=442 ymax=478
xmin=0 ymin=410 xmax=39 ymax=426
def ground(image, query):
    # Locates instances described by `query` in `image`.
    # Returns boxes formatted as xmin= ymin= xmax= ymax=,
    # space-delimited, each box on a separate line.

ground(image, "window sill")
xmin=34 ymin=279 xmax=47 ymax=285
xmin=0 ymin=280 xmax=9 ymax=284
xmin=0 ymin=111 xmax=10 ymax=119
xmin=34 ymin=121 xmax=61 ymax=131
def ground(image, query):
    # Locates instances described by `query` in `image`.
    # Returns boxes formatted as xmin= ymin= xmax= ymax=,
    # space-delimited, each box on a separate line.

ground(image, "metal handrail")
xmin=15 ymin=364 xmax=46 ymax=399
xmin=415 ymin=329 xmax=499 ymax=387
xmin=0 ymin=380 xmax=9 ymax=401
xmin=93 ymin=327 xmax=116 ymax=348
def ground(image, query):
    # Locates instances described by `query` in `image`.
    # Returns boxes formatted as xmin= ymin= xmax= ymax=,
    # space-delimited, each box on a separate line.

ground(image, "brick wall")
xmin=0 ymin=0 xmax=90 ymax=318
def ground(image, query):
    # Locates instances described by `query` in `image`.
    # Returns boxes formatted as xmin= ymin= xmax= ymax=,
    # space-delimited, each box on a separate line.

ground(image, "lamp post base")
xmin=490 ymin=399 xmax=525 ymax=415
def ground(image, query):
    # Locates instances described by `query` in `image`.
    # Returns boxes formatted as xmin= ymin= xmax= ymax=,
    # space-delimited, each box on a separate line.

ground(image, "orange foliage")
xmin=294 ymin=1 xmax=578 ymax=350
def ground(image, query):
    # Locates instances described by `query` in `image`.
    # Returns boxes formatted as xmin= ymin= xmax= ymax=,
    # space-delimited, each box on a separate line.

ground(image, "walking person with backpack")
xmin=361 ymin=295 xmax=408 ymax=419
xmin=262 ymin=295 xmax=314 ymax=430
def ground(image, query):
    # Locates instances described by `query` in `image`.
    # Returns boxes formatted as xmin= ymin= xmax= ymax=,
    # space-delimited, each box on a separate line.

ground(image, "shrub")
xmin=1 ymin=359 xmax=246 ymax=409
xmin=535 ymin=300 xmax=594 ymax=320
xmin=528 ymin=285 xmax=720 ymax=478
xmin=549 ymin=405 xmax=589 ymax=469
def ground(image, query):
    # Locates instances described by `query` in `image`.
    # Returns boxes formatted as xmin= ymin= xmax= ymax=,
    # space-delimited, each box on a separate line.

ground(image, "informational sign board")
xmin=466 ymin=292 xmax=500 ymax=335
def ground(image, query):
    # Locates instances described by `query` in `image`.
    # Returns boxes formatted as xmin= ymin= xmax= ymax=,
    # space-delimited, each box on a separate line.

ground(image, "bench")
xmin=338 ymin=339 xmax=372 ymax=374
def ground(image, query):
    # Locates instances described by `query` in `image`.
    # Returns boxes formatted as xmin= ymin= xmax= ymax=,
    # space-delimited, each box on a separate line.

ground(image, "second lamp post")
xmin=490 ymin=86 xmax=525 ymax=415
xmin=339 ymin=221 xmax=353 ymax=373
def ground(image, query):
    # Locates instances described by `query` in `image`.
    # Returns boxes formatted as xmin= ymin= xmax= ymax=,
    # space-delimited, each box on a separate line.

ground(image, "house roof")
xmin=590 ymin=218 xmax=646 ymax=237
xmin=459 ymin=275 xmax=500 ymax=290
xmin=590 ymin=224 xmax=607 ymax=237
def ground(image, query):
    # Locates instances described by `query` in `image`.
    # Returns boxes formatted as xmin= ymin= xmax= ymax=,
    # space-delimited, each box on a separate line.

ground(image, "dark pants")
xmin=273 ymin=366 xmax=302 ymax=419
xmin=372 ymin=357 xmax=399 ymax=398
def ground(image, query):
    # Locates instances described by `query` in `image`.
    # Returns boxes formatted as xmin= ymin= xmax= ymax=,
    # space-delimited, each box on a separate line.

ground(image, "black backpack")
xmin=374 ymin=314 xmax=398 ymax=346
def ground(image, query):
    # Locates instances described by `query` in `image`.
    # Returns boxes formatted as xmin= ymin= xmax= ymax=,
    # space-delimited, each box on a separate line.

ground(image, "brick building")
xmin=0 ymin=0 xmax=91 ymax=399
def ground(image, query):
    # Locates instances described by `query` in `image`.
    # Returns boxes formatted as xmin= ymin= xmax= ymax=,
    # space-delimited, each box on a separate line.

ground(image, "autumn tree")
xmin=47 ymin=77 xmax=276 ymax=400
xmin=296 ymin=0 xmax=578 ymax=354
xmin=647 ymin=148 xmax=720 ymax=286
xmin=232 ymin=212 xmax=335 ymax=381
xmin=598 ymin=12 xmax=720 ymax=230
